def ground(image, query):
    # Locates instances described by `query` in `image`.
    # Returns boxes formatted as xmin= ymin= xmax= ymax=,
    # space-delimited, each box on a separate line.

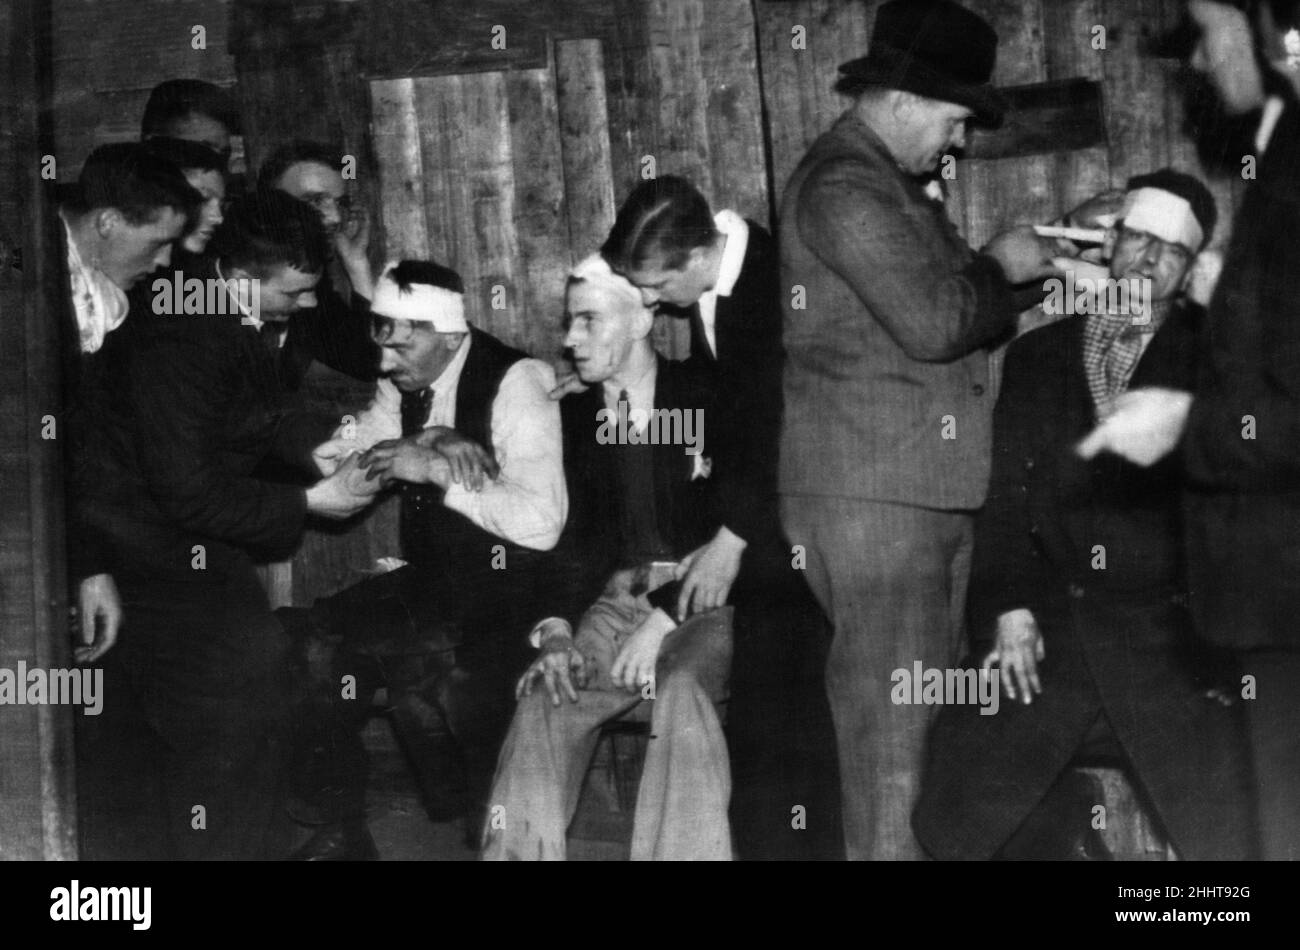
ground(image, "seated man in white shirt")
xmin=289 ymin=260 xmax=566 ymax=859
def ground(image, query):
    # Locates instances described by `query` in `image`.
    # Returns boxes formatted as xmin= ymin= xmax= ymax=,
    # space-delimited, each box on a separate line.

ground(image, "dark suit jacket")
xmin=1182 ymin=98 xmax=1300 ymax=650
xmin=83 ymin=257 xmax=328 ymax=590
xmin=778 ymin=111 xmax=1017 ymax=509
xmin=278 ymin=264 xmax=378 ymax=390
xmin=543 ymin=356 xmax=720 ymax=627
xmin=913 ymin=308 xmax=1254 ymax=861
xmin=679 ymin=220 xmax=783 ymax=553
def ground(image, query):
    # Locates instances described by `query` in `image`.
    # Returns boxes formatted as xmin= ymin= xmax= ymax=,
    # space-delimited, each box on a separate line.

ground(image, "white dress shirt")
xmin=336 ymin=333 xmax=567 ymax=551
xmin=695 ymin=209 xmax=749 ymax=358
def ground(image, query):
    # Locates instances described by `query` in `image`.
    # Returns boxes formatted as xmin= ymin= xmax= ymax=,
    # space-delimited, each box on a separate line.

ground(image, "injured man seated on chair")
xmin=480 ymin=255 xmax=734 ymax=861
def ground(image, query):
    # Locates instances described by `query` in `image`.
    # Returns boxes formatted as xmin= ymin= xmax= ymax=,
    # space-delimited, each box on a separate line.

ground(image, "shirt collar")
xmin=711 ymin=209 xmax=748 ymax=298
xmin=428 ymin=331 xmax=473 ymax=394
xmin=1257 ymin=95 xmax=1286 ymax=154
xmin=602 ymin=355 xmax=657 ymax=414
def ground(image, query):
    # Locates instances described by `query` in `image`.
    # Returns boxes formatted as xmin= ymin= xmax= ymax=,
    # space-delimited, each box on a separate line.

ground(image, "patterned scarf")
xmin=1081 ymin=302 xmax=1170 ymax=416
xmin=63 ymin=216 xmax=128 ymax=354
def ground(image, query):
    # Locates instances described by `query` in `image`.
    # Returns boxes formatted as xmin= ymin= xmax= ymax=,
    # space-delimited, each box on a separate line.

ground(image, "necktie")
xmin=401 ymin=386 xmax=435 ymax=438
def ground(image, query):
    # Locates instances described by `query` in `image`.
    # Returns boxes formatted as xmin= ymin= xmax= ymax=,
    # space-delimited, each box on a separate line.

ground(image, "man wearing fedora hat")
xmin=777 ymin=0 xmax=1061 ymax=860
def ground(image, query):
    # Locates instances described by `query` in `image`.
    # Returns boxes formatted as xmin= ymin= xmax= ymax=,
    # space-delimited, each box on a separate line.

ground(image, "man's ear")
xmin=224 ymin=263 xmax=255 ymax=283
xmin=629 ymin=302 xmax=655 ymax=340
xmin=444 ymin=331 xmax=467 ymax=351
xmin=94 ymin=208 xmax=121 ymax=237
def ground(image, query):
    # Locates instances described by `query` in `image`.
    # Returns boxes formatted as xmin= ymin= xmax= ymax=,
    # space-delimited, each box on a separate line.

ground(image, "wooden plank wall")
xmin=1 ymin=0 xmax=78 ymax=860
xmin=754 ymin=0 xmax=1240 ymax=251
xmin=49 ymin=0 xmax=238 ymax=175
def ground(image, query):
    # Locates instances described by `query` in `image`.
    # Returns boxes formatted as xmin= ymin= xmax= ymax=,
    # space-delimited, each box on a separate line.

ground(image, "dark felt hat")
xmin=838 ymin=0 xmax=1008 ymax=126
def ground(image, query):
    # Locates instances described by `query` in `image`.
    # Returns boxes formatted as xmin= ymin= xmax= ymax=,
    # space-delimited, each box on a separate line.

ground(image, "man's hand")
xmin=412 ymin=426 xmax=499 ymax=491
xmin=335 ymin=207 xmax=374 ymax=298
xmin=983 ymin=608 xmax=1045 ymax=704
xmin=358 ymin=437 xmax=450 ymax=487
xmin=311 ymin=437 xmax=358 ymax=477
xmin=305 ymin=452 xmax=382 ymax=519
xmin=674 ymin=527 xmax=747 ymax=621
xmin=1062 ymin=188 xmax=1126 ymax=231
xmin=982 ymin=226 xmax=1063 ymax=284
xmin=74 ymin=573 xmax=122 ymax=664
xmin=548 ymin=371 xmax=589 ymax=401
xmin=1076 ymin=387 xmax=1193 ymax=467
xmin=517 ymin=627 xmax=588 ymax=705
xmin=610 ymin=609 xmax=676 ymax=693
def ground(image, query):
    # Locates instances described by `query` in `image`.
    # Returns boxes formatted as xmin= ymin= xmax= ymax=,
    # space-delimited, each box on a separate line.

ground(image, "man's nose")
xmin=638 ymin=287 xmax=658 ymax=307
xmin=1190 ymin=40 xmax=1207 ymax=73
xmin=155 ymin=244 xmax=173 ymax=269
xmin=379 ymin=349 xmax=399 ymax=373
xmin=295 ymin=291 xmax=318 ymax=311
xmin=563 ymin=323 xmax=582 ymax=348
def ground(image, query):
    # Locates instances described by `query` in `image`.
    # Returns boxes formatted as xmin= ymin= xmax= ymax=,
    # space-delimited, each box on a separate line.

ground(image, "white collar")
xmin=602 ymin=355 xmax=657 ymax=413
xmin=428 ymin=331 xmax=473 ymax=394
xmin=711 ymin=209 xmax=749 ymax=298
xmin=215 ymin=261 xmax=263 ymax=330
xmin=1256 ymin=95 xmax=1286 ymax=154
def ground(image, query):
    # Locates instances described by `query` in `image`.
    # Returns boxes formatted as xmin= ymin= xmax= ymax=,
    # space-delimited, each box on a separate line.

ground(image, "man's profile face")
xmin=896 ymin=96 xmax=973 ymax=176
xmin=374 ymin=319 xmax=462 ymax=391
xmin=275 ymin=161 xmax=348 ymax=236
xmin=1108 ymin=224 xmax=1195 ymax=304
xmin=98 ymin=206 xmax=188 ymax=289
xmin=251 ymin=263 xmax=320 ymax=320
xmin=563 ymin=281 xmax=643 ymax=384
xmin=160 ymin=111 xmax=232 ymax=161
xmin=180 ymin=168 xmax=225 ymax=254
xmin=1188 ymin=0 xmax=1266 ymax=115
xmin=624 ymin=248 xmax=713 ymax=309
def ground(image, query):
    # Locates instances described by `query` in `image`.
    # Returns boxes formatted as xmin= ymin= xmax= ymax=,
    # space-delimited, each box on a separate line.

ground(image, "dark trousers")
xmin=781 ymin=496 xmax=973 ymax=861
xmin=1242 ymin=647 xmax=1300 ymax=859
xmin=726 ymin=567 xmax=844 ymax=860
xmin=79 ymin=572 xmax=293 ymax=861
xmin=289 ymin=563 xmax=538 ymax=823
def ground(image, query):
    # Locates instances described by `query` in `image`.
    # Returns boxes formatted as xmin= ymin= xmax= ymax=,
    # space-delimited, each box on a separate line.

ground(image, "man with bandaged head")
xmin=481 ymin=255 xmax=733 ymax=861
xmin=914 ymin=170 xmax=1257 ymax=861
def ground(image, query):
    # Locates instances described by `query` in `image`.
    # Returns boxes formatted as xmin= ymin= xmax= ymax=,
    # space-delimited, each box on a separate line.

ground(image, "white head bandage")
xmin=370 ymin=262 xmax=468 ymax=332
xmin=1120 ymin=187 xmax=1204 ymax=253
xmin=569 ymin=253 xmax=646 ymax=312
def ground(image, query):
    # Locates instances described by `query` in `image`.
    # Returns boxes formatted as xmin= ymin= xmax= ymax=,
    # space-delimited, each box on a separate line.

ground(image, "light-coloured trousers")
xmin=480 ymin=570 xmax=733 ymax=860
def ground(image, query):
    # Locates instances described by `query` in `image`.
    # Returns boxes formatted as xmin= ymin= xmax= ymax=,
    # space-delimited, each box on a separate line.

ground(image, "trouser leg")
xmin=782 ymin=496 xmax=972 ymax=861
xmin=630 ymin=606 xmax=734 ymax=861
xmin=1242 ymin=647 xmax=1300 ymax=859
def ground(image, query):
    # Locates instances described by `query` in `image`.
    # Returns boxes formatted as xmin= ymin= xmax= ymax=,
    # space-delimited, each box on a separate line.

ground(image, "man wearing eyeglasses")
xmin=914 ymin=169 xmax=1257 ymax=861
xmin=259 ymin=141 xmax=379 ymax=389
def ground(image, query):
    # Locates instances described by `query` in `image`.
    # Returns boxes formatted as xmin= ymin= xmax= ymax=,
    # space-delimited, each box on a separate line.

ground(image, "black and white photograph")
xmin=0 ymin=0 xmax=1295 ymax=922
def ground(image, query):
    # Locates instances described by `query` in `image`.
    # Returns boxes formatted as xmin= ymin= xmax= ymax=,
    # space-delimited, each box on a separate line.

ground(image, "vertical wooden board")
xmin=456 ymin=71 xmax=523 ymax=346
xmin=700 ymin=0 xmax=770 ymax=224
xmin=645 ymin=0 xmax=713 ymax=192
xmin=412 ymin=75 xmax=462 ymax=267
xmin=369 ymin=78 xmax=429 ymax=259
xmin=1042 ymin=0 xmax=1112 ymax=211
xmin=603 ymin=0 xmax=657 ymax=205
xmin=754 ymin=0 xmax=876 ymax=201
xmin=1099 ymin=0 xmax=1169 ymax=186
xmin=555 ymin=38 xmax=617 ymax=261
xmin=506 ymin=65 xmax=572 ymax=361
xmin=958 ymin=0 xmax=1055 ymax=249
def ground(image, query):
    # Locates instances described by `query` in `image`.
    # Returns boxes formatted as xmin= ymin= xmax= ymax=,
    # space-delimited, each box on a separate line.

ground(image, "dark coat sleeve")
xmin=125 ymin=325 xmax=309 ymax=554
xmin=281 ymin=273 xmax=378 ymax=387
xmin=966 ymin=337 xmax=1057 ymax=650
xmin=1181 ymin=157 xmax=1300 ymax=491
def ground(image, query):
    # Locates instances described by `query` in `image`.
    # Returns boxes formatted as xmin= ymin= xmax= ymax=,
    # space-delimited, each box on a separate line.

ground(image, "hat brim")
xmin=838 ymin=51 xmax=1007 ymax=127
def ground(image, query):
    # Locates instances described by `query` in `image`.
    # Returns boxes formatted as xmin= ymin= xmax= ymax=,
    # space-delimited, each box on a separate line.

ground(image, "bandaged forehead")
xmin=370 ymin=263 xmax=468 ymax=332
xmin=569 ymin=253 xmax=647 ymax=314
xmin=1120 ymin=188 xmax=1203 ymax=253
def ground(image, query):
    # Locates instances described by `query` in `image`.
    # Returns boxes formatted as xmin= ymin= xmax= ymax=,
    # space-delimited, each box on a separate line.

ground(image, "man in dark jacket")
xmin=1078 ymin=0 xmax=1300 ymax=860
xmin=602 ymin=174 xmax=842 ymax=859
xmin=481 ymin=255 xmax=731 ymax=860
xmin=915 ymin=171 xmax=1256 ymax=861
xmin=78 ymin=190 xmax=380 ymax=860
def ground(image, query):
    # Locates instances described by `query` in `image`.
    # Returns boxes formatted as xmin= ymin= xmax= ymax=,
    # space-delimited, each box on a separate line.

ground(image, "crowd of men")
xmin=60 ymin=0 xmax=1299 ymax=861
